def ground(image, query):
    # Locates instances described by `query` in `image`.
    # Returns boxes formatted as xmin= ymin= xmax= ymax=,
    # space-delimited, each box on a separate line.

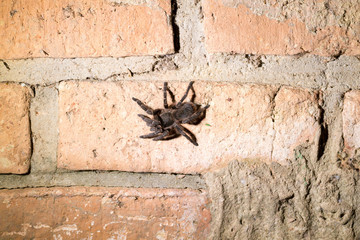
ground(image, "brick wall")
xmin=1 ymin=0 xmax=360 ymax=239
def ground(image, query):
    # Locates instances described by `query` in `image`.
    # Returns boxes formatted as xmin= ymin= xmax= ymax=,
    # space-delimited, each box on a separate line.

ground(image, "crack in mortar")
xmin=0 ymin=60 xmax=10 ymax=70
xmin=269 ymin=86 xmax=281 ymax=162
xmin=171 ymin=0 xmax=180 ymax=52
xmin=317 ymin=100 xmax=328 ymax=161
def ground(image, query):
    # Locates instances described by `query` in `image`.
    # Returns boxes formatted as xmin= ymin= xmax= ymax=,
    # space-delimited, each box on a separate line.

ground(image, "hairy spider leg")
xmin=163 ymin=82 xmax=169 ymax=108
xmin=132 ymin=97 xmax=154 ymax=115
xmin=138 ymin=114 xmax=161 ymax=127
xmin=182 ymin=104 xmax=210 ymax=124
xmin=167 ymin=87 xmax=176 ymax=103
xmin=190 ymin=85 xmax=196 ymax=102
xmin=176 ymin=81 xmax=195 ymax=108
xmin=174 ymin=123 xmax=198 ymax=146
xmin=140 ymin=132 xmax=160 ymax=138
xmin=153 ymin=130 xmax=171 ymax=141
xmin=163 ymin=82 xmax=176 ymax=109
xmin=151 ymin=131 xmax=178 ymax=141
xmin=163 ymin=82 xmax=168 ymax=108
xmin=162 ymin=133 xmax=178 ymax=140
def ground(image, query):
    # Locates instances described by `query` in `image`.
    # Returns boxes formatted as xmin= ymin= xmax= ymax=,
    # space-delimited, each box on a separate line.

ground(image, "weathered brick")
xmin=0 ymin=0 xmax=173 ymax=59
xmin=0 ymin=83 xmax=31 ymax=174
xmin=343 ymin=90 xmax=360 ymax=157
xmin=0 ymin=187 xmax=210 ymax=239
xmin=58 ymin=81 xmax=320 ymax=173
xmin=203 ymin=0 xmax=360 ymax=56
xmin=272 ymin=87 xmax=321 ymax=163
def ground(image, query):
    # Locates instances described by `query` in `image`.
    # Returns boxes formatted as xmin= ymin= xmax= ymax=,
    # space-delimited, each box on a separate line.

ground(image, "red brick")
xmin=343 ymin=90 xmax=360 ymax=157
xmin=0 ymin=187 xmax=211 ymax=239
xmin=0 ymin=83 xmax=31 ymax=174
xmin=203 ymin=0 xmax=360 ymax=56
xmin=0 ymin=0 xmax=174 ymax=59
xmin=58 ymin=81 xmax=320 ymax=173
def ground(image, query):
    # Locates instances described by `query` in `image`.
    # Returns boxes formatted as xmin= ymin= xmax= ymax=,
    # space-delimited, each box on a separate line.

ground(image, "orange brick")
xmin=0 ymin=0 xmax=174 ymax=59
xmin=58 ymin=81 xmax=320 ymax=173
xmin=0 ymin=187 xmax=211 ymax=239
xmin=0 ymin=83 xmax=31 ymax=174
xmin=203 ymin=0 xmax=360 ymax=56
xmin=343 ymin=90 xmax=360 ymax=157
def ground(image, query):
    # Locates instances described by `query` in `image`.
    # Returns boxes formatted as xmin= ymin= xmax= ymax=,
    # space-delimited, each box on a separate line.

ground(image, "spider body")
xmin=132 ymin=81 xmax=209 ymax=146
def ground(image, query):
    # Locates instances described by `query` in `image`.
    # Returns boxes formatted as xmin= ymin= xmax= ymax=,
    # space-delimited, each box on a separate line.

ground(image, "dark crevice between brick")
xmin=318 ymin=104 xmax=328 ymax=160
xmin=171 ymin=0 xmax=180 ymax=53
xmin=1 ymin=60 xmax=10 ymax=70
xmin=332 ymin=50 xmax=344 ymax=60
xmin=27 ymin=85 xmax=37 ymax=175
xmin=270 ymin=86 xmax=281 ymax=162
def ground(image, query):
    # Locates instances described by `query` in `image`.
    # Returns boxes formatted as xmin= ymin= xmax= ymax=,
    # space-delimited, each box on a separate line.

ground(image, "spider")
xmin=132 ymin=81 xmax=209 ymax=146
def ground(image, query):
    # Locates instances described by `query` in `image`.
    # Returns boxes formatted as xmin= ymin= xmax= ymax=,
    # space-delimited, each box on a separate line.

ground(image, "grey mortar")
xmin=0 ymin=172 xmax=206 ymax=189
xmin=30 ymin=86 xmax=58 ymax=173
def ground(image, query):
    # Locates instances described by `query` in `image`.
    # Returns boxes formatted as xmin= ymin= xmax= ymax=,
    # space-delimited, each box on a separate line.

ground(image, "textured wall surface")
xmin=0 ymin=0 xmax=360 ymax=239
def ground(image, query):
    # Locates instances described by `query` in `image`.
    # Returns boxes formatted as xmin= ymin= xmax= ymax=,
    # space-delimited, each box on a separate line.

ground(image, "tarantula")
xmin=132 ymin=81 xmax=209 ymax=146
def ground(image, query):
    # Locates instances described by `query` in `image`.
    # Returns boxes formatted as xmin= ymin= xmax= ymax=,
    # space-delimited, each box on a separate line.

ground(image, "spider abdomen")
xmin=174 ymin=103 xmax=196 ymax=121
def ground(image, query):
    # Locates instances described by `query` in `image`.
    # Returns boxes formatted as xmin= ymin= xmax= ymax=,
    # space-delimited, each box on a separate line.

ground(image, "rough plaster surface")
xmin=203 ymin=0 xmax=360 ymax=56
xmin=0 ymin=83 xmax=31 ymax=174
xmin=205 ymin=157 xmax=360 ymax=239
xmin=0 ymin=0 xmax=173 ymax=59
xmin=58 ymin=81 xmax=320 ymax=173
xmin=0 ymin=187 xmax=211 ymax=239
